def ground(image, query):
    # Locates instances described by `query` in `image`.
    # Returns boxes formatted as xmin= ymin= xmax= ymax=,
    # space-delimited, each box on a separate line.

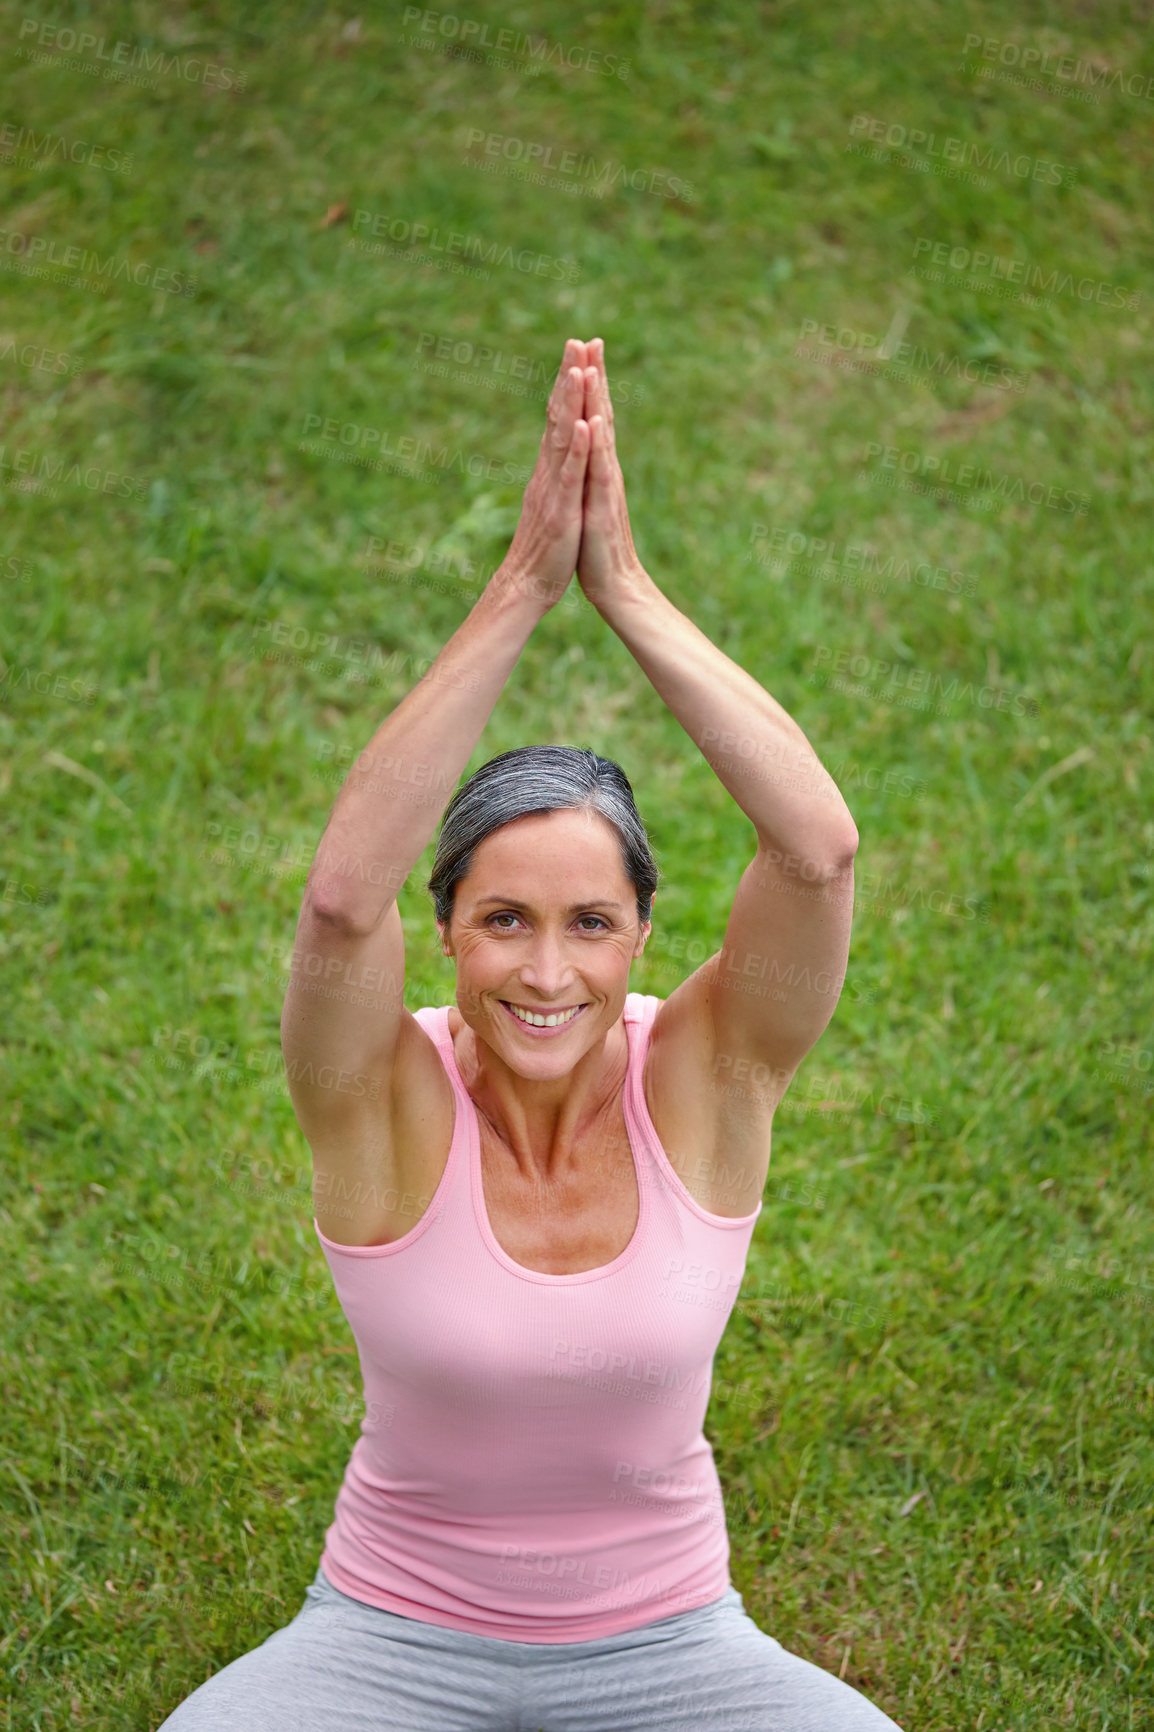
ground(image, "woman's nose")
xmin=517 ymin=935 xmax=573 ymax=994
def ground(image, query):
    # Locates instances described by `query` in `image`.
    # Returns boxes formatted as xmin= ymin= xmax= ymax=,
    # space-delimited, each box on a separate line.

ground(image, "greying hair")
xmin=428 ymin=746 xmax=659 ymax=928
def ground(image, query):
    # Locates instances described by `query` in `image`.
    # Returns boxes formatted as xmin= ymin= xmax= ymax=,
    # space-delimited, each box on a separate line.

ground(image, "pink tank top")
xmin=314 ymin=991 xmax=761 ymax=1642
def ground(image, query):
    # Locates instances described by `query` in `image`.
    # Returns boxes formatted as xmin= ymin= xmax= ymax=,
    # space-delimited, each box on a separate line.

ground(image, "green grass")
xmin=1 ymin=2 xmax=1152 ymax=1727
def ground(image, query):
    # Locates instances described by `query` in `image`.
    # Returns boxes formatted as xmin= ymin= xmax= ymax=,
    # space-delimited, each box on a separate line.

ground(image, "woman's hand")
xmin=576 ymin=337 xmax=648 ymax=611
xmin=495 ymin=337 xmax=590 ymax=611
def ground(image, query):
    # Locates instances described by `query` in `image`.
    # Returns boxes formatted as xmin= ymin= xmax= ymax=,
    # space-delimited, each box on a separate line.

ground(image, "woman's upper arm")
xmin=279 ymin=894 xmax=407 ymax=1136
xmin=706 ymin=842 xmax=856 ymax=1080
xmin=651 ymin=841 xmax=856 ymax=1111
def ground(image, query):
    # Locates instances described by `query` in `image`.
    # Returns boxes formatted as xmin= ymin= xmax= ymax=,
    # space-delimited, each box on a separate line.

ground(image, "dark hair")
xmin=427 ymin=746 xmax=659 ymax=928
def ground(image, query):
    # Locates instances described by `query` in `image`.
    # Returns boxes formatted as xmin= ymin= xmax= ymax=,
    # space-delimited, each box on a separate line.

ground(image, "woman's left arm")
xmin=577 ymin=340 xmax=857 ymax=1079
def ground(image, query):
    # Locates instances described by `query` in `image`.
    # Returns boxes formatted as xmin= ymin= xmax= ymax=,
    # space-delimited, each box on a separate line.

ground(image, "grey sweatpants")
xmin=157 ymin=1563 xmax=904 ymax=1730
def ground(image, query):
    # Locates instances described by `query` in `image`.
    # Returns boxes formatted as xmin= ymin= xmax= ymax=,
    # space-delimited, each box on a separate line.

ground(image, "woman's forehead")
xmin=461 ymin=811 xmax=630 ymax=892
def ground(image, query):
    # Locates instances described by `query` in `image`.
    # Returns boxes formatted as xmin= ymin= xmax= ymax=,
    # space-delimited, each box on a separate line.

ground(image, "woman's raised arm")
xmin=576 ymin=338 xmax=858 ymax=1085
xmin=280 ymin=340 xmax=590 ymax=1202
xmin=307 ymin=341 xmax=591 ymax=936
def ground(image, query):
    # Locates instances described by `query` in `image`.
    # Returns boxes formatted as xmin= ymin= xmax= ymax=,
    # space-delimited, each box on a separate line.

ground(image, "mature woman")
xmin=160 ymin=339 xmax=901 ymax=1729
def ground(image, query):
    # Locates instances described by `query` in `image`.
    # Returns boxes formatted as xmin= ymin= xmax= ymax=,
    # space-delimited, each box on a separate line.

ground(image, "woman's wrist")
xmin=588 ymin=560 xmax=658 ymax=623
xmin=484 ymin=558 xmax=562 ymax=623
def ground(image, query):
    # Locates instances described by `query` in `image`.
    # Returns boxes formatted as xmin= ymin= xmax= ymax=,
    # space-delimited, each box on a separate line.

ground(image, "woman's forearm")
xmin=307 ymin=567 xmax=549 ymax=932
xmin=594 ymin=569 xmax=858 ymax=868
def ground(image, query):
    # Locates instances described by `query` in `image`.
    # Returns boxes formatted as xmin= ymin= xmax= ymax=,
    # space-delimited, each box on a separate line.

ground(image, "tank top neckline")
xmin=432 ymin=995 xmax=652 ymax=1286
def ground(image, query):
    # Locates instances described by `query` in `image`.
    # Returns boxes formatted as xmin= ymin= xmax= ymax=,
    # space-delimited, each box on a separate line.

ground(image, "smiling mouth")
xmin=500 ymin=1000 xmax=588 ymax=1031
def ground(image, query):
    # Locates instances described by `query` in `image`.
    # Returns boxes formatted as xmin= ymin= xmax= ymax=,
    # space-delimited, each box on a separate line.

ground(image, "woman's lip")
xmin=499 ymin=1000 xmax=588 ymax=1035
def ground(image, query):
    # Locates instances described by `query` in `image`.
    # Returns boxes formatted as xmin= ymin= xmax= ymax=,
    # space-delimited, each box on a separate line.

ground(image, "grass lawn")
xmin=1 ymin=3 xmax=1151 ymax=1727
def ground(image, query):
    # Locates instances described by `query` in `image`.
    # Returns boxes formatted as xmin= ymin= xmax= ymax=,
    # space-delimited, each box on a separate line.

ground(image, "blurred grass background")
xmin=1 ymin=2 xmax=1151 ymax=1727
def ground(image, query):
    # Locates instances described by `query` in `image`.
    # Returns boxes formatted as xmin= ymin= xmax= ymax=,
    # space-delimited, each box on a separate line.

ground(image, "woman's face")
xmin=438 ymin=808 xmax=650 ymax=1078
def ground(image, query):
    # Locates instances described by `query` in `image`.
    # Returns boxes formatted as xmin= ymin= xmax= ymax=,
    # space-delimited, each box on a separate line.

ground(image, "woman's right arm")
xmin=279 ymin=341 xmax=591 ymax=1219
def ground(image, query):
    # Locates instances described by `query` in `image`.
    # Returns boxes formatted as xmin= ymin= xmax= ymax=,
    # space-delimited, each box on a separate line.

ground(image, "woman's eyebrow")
xmin=472 ymin=895 xmax=629 ymax=913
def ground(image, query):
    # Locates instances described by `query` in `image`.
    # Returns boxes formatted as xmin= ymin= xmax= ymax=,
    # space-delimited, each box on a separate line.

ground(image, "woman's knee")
xmin=155 ymin=1610 xmax=322 ymax=1729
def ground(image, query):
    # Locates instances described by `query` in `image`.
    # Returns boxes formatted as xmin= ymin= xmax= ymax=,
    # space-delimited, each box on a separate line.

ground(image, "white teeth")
xmin=507 ymin=1003 xmax=582 ymax=1028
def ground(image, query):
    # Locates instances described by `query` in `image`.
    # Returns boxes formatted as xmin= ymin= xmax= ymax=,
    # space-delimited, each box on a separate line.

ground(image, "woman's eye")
xmin=487 ymin=914 xmax=606 ymax=931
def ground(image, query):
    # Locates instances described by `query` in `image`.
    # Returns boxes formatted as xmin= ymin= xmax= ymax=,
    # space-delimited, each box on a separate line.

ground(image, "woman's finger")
xmin=549 ymin=365 xmax=585 ymax=457
xmin=560 ymin=417 xmax=590 ymax=488
xmin=555 ymin=337 xmax=585 ymax=394
xmin=586 ymin=412 xmax=612 ymax=492
xmin=547 ymin=338 xmax=587 ymax=429
xmin=583 ymin=366 xmax=610 ymax=458
xmin=588 ymin=337 xmax=616 ymax=439
xmin=582 ymin=364 xmax=617 ymax=476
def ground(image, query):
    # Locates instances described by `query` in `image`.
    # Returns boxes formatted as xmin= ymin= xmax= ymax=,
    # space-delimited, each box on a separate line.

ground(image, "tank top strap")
xmin=412 ymin=1002 xmax=451 ymax=1046
xmin=621 ymin=991 xmax=762 ymax=1229
xmin=621 ymin=991 xmax=661 ymax=1160
xmin=623 ymin=989 xmax=660 ymax=1031
xmin=412 ymin=1002 xmax=476 ymax=1120
xmin=410 ymin=1004 xmax=477 ymax=1223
